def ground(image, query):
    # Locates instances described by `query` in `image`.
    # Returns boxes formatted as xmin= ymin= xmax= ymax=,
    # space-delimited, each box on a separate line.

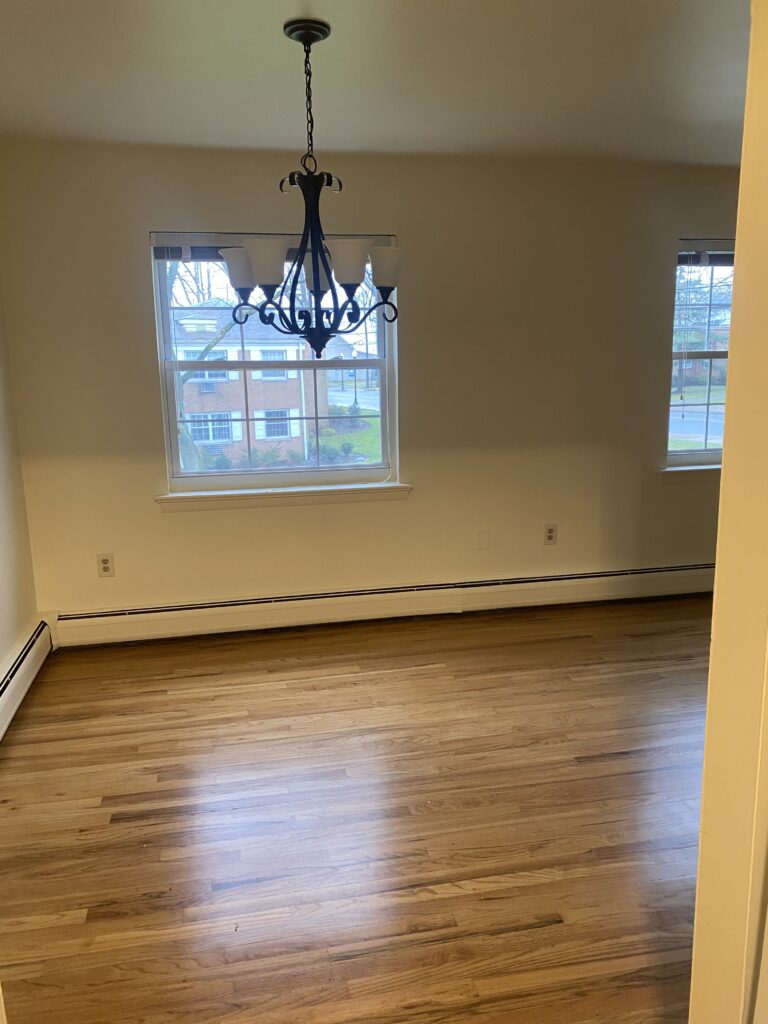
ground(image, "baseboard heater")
xmin=53 ymin=562 xmax=715 ymax=646
xmin=0 ymin=621 xmax=52 ymax=740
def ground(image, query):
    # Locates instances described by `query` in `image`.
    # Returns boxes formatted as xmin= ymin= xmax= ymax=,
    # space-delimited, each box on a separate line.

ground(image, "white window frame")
xmin=153 ymin=231 xmax=400 ymax=493
xmin=666 ymin=239 xmax=734 ymax=469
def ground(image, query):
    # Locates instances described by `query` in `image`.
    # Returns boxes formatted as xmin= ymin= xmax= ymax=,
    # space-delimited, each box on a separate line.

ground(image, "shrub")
xmin=318 ymin=442 xmax=347 ymax=464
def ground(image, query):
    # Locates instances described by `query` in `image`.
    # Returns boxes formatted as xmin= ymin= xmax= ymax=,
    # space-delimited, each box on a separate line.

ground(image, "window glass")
xmin=667 ymin=249 xmax=733 ymax=461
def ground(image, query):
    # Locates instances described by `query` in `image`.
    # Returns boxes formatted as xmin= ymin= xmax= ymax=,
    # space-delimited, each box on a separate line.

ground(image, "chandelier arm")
xmin=276 ymin=246 xmax=300 ymax=318
xmin=333 ymin=300 xmax=398 ymax=335
xmin=318 ymin=244 xmax=342 ymax=332
xmin=232 ymin=302 xmax=258 ymax=326
xmin=286 ymin=186 xmax=313 ymax=334
xmin=296 ymin=305 xmax=315 ymax=337
xmin=257 ymin=299 xmax=300 ymax=335
xmin=326 ymin=296 xmax=360 ymax=330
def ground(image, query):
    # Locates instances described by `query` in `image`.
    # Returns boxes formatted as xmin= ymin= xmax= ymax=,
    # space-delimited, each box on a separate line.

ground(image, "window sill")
xmin=155 ymin=482 xmax=412 ymax=512
xmin=660 ymin=464 xmax=722 ymax=473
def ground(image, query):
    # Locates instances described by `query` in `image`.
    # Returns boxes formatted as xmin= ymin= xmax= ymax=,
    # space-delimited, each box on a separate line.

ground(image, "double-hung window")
xmin=189 ymin=412 xmax=238 ymax=444
xmin=259 ymin=349 xmax=289 ymax=381
xmin=667 ymin=241 xmax=734 ymax=466
xmin=263 ymin=409 xmax=291 ymax=439
xmin=153 ymin=232 xmax=399 ymax=491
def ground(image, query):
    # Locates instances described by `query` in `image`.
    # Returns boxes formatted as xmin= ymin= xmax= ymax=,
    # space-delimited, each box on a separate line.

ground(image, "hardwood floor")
xmin=0 ymin=596 xmax=710 ymax=1024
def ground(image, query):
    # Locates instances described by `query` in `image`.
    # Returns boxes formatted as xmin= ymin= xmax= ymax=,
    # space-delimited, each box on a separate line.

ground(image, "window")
xmin=188 ymin=412 xmax=242 ymax=444
xmin=264 ymin=410 xmax=289 ymax=438
xmin=667 ymin=242 xmax=734 ymax=465
xmin=153 ymin=232 xmax=398 ymax=491
xmin=260 ymin=349 xmax=289 ymax=381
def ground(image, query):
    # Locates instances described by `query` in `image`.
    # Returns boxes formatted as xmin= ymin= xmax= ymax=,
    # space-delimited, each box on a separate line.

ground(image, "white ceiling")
xmin=0 ymin=0 xmax=750 ymax=164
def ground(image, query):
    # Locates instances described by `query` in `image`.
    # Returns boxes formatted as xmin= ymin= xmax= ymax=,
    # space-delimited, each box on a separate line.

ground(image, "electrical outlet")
xmin=97 ymin=553 xmax=115 ymax=578
xmin=474 ymin=527 xmax=490 ymax=550
xmin=544 ymin=524 xmax=558 ymax=545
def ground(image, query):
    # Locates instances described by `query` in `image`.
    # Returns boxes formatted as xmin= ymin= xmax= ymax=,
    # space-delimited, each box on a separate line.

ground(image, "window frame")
xmin=152 ymin=231 xmax=400 ymax=494
xmin=665 ymin=239 xmax=734 ymax=469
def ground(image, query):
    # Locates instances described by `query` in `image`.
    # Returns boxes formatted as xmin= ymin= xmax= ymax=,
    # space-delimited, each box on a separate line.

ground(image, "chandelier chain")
xmin=301 ymin=43 xmax=317 ymax=174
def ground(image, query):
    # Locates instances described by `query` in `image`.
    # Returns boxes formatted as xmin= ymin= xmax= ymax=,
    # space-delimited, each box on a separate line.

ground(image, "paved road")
xmin=327 ymin=386 xmax=380 ymax=412
xmin=669 ymin=405 xmax=724 ymax=448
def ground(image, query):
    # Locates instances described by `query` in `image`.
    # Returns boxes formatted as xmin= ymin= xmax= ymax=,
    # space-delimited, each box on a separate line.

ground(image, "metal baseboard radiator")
xmin=58 ymin=563 xmax=715 ymax=622
xmin=0 ymin=622 xmax=52 ymax=740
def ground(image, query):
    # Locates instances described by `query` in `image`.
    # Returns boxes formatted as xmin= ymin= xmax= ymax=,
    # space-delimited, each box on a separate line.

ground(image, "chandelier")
xmin=219 ymin=18 xmax=401 ymax=359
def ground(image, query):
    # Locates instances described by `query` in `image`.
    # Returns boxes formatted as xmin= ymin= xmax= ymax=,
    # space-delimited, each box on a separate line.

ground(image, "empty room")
xmin=1 ymin=1 xmax=768 ymax=1022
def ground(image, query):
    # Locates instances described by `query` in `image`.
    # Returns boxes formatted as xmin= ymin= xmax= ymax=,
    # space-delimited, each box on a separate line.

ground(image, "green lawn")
xmin=670 ymin=386 xmax=725 ymax=404
xmin=320 ymin=417 xmax=382 ymax=464
xmin=668 ymin=438 xmax=706 ymax=451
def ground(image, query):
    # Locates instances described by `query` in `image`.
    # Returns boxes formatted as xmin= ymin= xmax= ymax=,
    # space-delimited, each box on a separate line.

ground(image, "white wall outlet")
xmin=544 ymin=524 xmax=558 ymax=545
xmin=97 ymin=553 xmax=115 ymax=578
xmin=474 ymin=527 xmax=490 ymax=550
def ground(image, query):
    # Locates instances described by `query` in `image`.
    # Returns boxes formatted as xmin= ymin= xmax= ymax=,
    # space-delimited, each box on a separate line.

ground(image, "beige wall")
xmin=0 ymin=315 xmax=36 ymax=669
xmin=689 ymin=2 xmax=768 ymax=1020
xmin=0 ymin=140 xmax=737 ymax=615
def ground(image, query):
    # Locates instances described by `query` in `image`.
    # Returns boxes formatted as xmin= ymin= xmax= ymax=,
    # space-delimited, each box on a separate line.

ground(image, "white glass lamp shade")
xmin=303 ymin=250 xmax=331 ymax=293
xmin=327 ymin=238 xmax=370 ymax=286
xmin=370 ymin=246 xmax=402 ymax=289
xmin=219 ymin=248 xmax=255 ymax=292
xmin=243 ymin=238 xmax=288 ymax=287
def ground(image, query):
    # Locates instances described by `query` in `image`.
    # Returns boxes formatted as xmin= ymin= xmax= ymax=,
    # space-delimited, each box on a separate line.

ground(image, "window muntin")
xmin=667 ymin=244 xmax=733 ymax=462
xmin=153 ymin=233 xmax=397 ymax=491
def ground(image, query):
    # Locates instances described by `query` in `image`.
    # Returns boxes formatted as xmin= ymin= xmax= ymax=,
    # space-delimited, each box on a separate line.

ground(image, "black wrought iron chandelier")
xmin=220 ymin=18 xmax=401 ymax=359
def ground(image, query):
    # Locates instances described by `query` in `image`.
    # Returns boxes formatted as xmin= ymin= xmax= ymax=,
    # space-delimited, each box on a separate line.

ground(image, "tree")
xmin=166 ymin=260 xmax=237 ymax=471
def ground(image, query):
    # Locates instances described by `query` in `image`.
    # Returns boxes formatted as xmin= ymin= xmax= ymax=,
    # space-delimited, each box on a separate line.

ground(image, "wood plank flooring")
xmin=0 ymin=596 xmax=711 ymax=1023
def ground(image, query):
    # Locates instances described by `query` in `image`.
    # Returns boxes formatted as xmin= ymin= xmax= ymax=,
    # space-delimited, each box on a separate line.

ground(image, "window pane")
xmin=668 ymin=404 xmax=707 ymax=451
xmin=247 ymin=367 xmax=312 ymax=417
xmin=674 ymin=303 xmax=710 ymax=331
xmin=171 ymin=308 xmax=239 ymax=356
xmin=708 ymin=326 xmax=730 ymax=351
xmin=670 ymin=358 xmax=710 ymax=405
xmin=166 ymin=261 xmax=236 ymax=307
xmin=175 ymin=370 xmax=244 ymax=417
xmin=710 ymin=267 xmax=734 ymax=306
xmin=323 ymin=368 xmax=382 ymax=416
xmin=675 ymin=265 xmax=713 ymax=305
xmin=249 ymin=418 xmax=317 ymax=470
xmin=710 ymin=359 xmax=728 ymax=403
xmin=318 ymin=416 xmax=383 ymax=466
xmin=177 ymin=416 xmax=247 ymax=473
xmin=241 ymin=316 xmax=313 ymax=357
xmin=706 ymin=405 xmax=725 ymax=450
xmin=672 ymin=328 xmax=708 ymax=353
xmin=246 ymin=366 xmax=382 ymax=419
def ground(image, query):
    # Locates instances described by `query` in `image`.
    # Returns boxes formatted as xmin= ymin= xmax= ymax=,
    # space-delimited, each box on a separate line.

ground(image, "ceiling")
xmin=0 ymin=0 xmax=750 ymax=164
